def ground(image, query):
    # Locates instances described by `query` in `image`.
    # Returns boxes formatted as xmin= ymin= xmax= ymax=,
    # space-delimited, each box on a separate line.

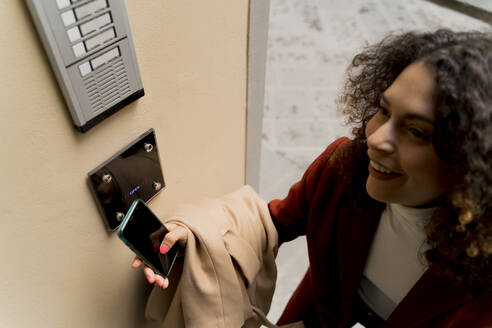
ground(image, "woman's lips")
xmin=368 ymin=160 xmax=403 ymax=180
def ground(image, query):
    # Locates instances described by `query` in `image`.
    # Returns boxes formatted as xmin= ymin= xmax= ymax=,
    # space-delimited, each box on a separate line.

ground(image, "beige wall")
xmin=0 ymin=1 xmax=248 ymax=327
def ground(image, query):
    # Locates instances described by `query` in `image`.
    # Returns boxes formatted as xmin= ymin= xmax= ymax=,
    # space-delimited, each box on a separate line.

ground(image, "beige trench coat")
xmin=145 ymin=186 xmax=303 ymax=328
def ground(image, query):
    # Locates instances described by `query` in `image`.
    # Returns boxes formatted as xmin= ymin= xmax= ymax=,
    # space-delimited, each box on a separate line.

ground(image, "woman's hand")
xmin=131 ymin=222 xmax=188 ymax=289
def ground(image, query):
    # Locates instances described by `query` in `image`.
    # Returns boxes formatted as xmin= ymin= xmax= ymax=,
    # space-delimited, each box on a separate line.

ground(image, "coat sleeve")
xmin=268 ymin=137 xmax=351 ymax=243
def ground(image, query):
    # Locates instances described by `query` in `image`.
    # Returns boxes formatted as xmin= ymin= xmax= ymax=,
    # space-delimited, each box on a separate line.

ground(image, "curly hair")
xmin=338 ymin=29 xmax=492 ymax=290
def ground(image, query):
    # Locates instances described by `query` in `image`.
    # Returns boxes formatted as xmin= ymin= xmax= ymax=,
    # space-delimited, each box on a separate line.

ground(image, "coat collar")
xmin=337 ymin=203 xmax=384 ymax=317
xmin=386 ymin=268 xmax=473 ymax=326
xmin=337 ymin=203 xmax=473 ymax=326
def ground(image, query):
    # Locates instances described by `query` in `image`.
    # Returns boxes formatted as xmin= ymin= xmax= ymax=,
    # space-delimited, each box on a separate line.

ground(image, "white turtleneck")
xmin=358 ymin=203 xmax=436 ymax=320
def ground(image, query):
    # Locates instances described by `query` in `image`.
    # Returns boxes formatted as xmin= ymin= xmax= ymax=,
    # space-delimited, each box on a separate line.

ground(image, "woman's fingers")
xmin=131 ymin=256 xmax=143 ymax=268
xmin=143 ymin=267 xmax=169 ymax=289
xmin=130 ymin=223 xmax=185 ymax=288
xmin=154 ymin=274 xmax=164 ymax=287
xmin=143 ymin=266 xmax=155 ymax=283
xmin=132 ymin=259 xmax=169 ymax=289
xmin=154 ymin=275 xmax=169 ymax=288
xmin=160 ymin=223 xmax=188 ymax=254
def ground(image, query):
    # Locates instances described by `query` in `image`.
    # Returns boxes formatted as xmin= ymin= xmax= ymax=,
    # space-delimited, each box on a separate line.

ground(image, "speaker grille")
xmin=83 ymin=57 xmax=131 ymax=113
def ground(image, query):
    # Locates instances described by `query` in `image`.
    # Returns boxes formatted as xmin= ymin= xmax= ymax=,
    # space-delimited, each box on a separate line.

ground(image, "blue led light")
xmin=129 ymin=185 xmax=141 ymax=196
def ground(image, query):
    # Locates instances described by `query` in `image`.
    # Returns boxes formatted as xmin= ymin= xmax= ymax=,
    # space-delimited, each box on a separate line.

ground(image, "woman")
xmin=134 ymin=29 xmax=492 ymax=327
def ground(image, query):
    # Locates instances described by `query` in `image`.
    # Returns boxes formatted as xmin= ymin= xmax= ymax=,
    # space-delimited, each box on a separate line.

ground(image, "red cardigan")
xmin=269 ymin=137 xmax=492 ymax=328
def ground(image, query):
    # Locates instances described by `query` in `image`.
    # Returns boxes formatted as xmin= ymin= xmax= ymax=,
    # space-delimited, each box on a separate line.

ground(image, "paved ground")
xmin=259 ymin=0 xmax=490 ymax=323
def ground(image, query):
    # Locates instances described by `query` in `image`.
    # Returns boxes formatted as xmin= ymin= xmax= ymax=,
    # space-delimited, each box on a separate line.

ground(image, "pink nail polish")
xmin=146 ymin=274 xmax=153 ymax=284
xmin=160 ymin=244 xmax=170 ymax=254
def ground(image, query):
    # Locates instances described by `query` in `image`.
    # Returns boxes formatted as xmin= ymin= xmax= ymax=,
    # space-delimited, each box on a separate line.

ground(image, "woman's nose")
xmin=367 ymin=122 xmax=396 ymax=153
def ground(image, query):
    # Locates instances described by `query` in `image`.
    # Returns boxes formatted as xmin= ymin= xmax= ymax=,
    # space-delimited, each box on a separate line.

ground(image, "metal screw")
xmin=102 ymin=174 xmax=112 ymax=183
xmin=116 ymin=212 xmax=125 ymax=222
xmin=152 ymin=181 xmax=162 ymax=191
xmin=144 ymin=143 xmax=153 ymax=152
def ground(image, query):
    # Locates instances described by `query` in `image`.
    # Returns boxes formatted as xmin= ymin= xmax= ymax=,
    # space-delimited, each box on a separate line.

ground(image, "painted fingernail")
xmin=163 ymin=279 xmax=169 ymax=289
xmin=156 ymin=279 xmax=162 ymax=287
xmin=146 ymin=274 xmax=153 ymax=284
xmin=160 ymin=244 xmax=170 ymax=254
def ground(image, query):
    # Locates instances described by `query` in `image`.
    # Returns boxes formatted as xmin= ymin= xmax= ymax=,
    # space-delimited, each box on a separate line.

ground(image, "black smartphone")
xmin=118 ymin=199 xmax=179 ymax=277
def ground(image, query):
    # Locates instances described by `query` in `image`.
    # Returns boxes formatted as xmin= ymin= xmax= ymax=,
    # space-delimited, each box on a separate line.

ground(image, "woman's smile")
xmin=368 ymin=160 xmax=403 ymax=180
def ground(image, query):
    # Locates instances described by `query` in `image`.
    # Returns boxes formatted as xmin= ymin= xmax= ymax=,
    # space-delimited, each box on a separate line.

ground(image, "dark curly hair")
xmin=338 ymin=29 xmax=492 ymax=290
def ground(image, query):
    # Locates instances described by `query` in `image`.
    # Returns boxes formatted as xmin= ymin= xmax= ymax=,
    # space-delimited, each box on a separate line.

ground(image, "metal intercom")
xmin=26 ymin=0 xmax=144 ymax=132
xmin=87 ymin=129 xmax=165 ymax=231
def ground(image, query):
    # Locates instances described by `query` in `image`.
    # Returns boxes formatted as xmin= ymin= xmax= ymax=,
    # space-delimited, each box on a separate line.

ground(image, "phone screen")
xmin=119 ymin=200 xmax=179 ymax=277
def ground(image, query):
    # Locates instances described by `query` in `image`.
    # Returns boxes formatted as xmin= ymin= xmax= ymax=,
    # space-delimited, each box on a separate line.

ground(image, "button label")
xmin=79 ymin=13 xmax=112 ymax=36
xmin=90 ymin=47 xmax=120 ymax=70
xmin=84 ymin=27 xmax=116 ymax=51
xmin=74 ymin=0 xmax=108 ymax=20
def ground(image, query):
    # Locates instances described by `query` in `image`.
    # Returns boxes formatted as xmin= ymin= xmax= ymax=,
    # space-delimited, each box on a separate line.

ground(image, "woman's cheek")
xmin=365 ymin=116 xmax=378 ymax=138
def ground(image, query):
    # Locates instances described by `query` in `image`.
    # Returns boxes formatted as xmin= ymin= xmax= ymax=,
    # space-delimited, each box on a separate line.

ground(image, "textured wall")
xmin=0 ymin=1 xmax=248 ymax=327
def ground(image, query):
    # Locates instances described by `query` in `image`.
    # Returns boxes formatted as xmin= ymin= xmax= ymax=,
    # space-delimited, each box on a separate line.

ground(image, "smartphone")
xmin=118 ymin=199 xmax=179 ymax=277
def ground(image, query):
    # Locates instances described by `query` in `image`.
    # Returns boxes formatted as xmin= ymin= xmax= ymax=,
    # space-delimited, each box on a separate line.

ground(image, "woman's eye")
xmin=408 ymin=127 xmax=428 ymax=140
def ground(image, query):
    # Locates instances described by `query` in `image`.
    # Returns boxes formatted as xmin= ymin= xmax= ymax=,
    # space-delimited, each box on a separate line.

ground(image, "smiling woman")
xmin=339 ymin=28 xmax=492 ymax=296
xmin=262 ymin=29 xmax=492 ymax=327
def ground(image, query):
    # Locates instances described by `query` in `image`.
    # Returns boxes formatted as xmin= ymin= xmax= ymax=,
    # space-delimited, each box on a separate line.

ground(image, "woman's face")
xmin=365 ymin=60 xmax=450 ymax=207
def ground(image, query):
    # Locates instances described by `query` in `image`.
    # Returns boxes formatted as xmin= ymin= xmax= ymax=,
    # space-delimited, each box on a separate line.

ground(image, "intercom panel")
xmin=87 ymin=129 xmax=165 ymax=231
xmin=26 ymin=0 xmax=144 ymax=132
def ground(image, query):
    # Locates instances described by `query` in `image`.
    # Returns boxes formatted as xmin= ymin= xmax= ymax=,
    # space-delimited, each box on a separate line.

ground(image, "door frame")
xmin=246 ymin=0 xmax=270 ymax=190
